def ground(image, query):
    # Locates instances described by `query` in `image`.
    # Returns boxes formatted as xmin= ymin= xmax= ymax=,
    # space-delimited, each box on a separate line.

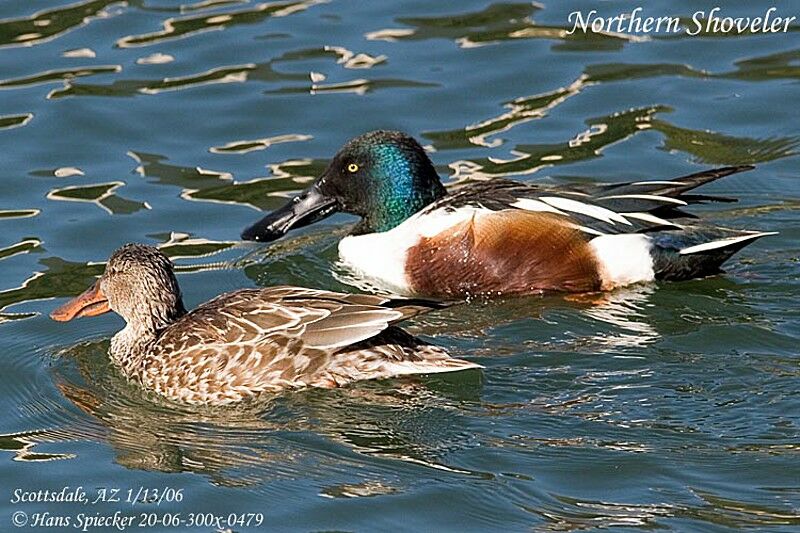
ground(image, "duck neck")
xmin=357 ymin=142 xmax=448 ymax=234
xmin=369 ymin=186 xmax=446 ymax=233
xmin=110 ymin=300 xmax=187 ymax=378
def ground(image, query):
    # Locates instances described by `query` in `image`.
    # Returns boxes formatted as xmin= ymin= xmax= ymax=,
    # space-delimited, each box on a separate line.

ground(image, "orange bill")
xmin=50 ymin=280 xmax=110 ymax=322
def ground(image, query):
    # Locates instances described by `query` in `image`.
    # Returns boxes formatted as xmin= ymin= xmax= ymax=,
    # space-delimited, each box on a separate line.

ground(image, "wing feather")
xmin=301 ymin=306 xmax=405 ymax=349
xmin=430 ymin=166 xmax=753 ymax=236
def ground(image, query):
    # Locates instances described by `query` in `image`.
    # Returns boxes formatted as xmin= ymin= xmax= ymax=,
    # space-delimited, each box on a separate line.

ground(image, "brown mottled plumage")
xmin=50 ymin=244 xmax=479 ymax=405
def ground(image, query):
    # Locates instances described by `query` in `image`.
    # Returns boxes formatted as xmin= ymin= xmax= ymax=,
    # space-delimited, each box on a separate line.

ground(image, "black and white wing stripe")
xmin=568 ymin=165 xmax=748 ymax=217
xmin=431 ymin=166 xmax=753 ymax=236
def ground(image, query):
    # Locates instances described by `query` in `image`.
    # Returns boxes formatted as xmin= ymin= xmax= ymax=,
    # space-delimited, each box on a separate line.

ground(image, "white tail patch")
xmin=598 ymin=194 xmax=688 ymax=206
xmin=622 ymin=212 xmax=682 ymax=228
xmin=589 ymin=234 xmax=655 ymax=289
xmin=679 ymin=232 xmax=778 ymax=255
xmin=539 ymin=196 xmax=632 ymax=225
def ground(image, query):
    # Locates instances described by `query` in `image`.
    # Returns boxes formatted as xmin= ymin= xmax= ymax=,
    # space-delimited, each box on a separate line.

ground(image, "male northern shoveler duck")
xmin=50 ymin=244 xmax=479 ymax=405
xmin=242 ymin=130 xmax=775 ymax=299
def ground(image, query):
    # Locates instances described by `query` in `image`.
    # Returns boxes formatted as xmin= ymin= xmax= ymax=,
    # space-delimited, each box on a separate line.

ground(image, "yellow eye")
xmin=347 ymin=163 xmax=359 ymax=173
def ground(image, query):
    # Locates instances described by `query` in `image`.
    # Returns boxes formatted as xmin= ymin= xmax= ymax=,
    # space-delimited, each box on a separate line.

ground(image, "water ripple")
xmin=210 ymin=133 xmax=312 ymax=154
xmin=0 ymin=113 xmax=33 ymax=130
xmin=47 ymin=182 xmax=149 ymax=215
xmin=0 ymin=0 xmax=122 ymax=49
xmin=117 ymin=0 xmax=325 ymax=48
xmin=369 ymin=2 xmax=643 ymax=50
xmin=0 ymin=65 xmax=122 ymax=90
xmin=0 ymin=0 xmax=798 ymax=529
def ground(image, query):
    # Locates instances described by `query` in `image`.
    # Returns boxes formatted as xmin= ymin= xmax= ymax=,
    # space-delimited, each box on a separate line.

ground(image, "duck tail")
xmin=649 ymin=227 xmax=777 ymax=281
xmin=587 ymin=165 xmax=754 ymax=219
xmin=390 ymin=336 xmax=483 ymax=375
xmin=347 ymin=328 xmax=482 ymax=381
xmin=385 ymin=350 xmax=484 ymax=378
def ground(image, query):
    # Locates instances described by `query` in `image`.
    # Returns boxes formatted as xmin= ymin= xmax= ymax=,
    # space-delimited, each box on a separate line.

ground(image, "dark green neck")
xmin=363 ymin=185 xmax=444 ymax=233
xmin=358 ymin=142 xmax=447 ymax=233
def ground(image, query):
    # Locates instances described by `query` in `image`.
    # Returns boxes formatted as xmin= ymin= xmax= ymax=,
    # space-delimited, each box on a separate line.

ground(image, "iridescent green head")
xmin=242 ymin=131 xmax=447 ymax=241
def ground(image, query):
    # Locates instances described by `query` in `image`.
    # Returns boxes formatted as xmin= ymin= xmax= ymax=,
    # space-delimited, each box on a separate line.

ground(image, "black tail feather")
xmin=665 ymin=165 xmax=754 ymax=193
xmin=584 ymin=165 xmax=754 ymax=216
xmin=650 ymin=228 xmax=775 ymax=281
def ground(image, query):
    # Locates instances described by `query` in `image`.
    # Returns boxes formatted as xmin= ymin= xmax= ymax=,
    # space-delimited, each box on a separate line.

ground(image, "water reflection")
xmin=62 ymin=47 xmax=96 ymax=58
xmin=323 ymin=45 xmax=386 ymax=69
xmin=181 ymin=175 xmax=312 ymax=210
xmin=0 ymin=239 xmax=42 ymax=262
xmin=0 ymin=0 xmax=121 ymax=49
xmin=574 ymin=286 xmax=659 ymax=349
xmin=130 ymin=150 xmax=327 ymax=210
xmin=0 ymin=0 xmax=797 ymax=528
xmin=135 ymin=52 xmax=174 ymax=65
xmin=331 ymin=265 xmax=661 ymax=350
xmin=527 ymin=491 xmax=800 ymax=530
xmin=651 ymin=119 xmax=799 ymax=165
xmin=0 ymin=235 xmax=238 ymax=318
xmin=116 ymin=0 xmax=325 ymax=48
xmin=46 ymin=181 xmax=150 ymax=215
xmin=0 ymin=430 xmax=76 ymax=462
xmin=0 ymin=209 xmax=39 ymax=220
xmin=54 ymin=166 xmax=85 ymax=177
xmin=0 ymin=65 xmax=121 ymax=90
xmin=210 ymin=133 xmax=312 ymax=154
xmin=370 ymin=2 xmax=642 ymax=50
xmin=133 ymin=64 xmax=255 ymax=95
xmin=49 ymin=63 xmax=259 ymax=98
xmin=425 ymin=76 xmax=588 ymax=150
xmin=128 ymin=151 xmax=233 ymax=189
xmin=0 ymin=256 xmax=104 ymax=316
xmin=370 ymin=1 xmax=800 ymax=54
xmin=156 ymin=232 xmax=238 ymax=261
xmin=722 ymin=48 xmax=800 ymax=82
xmin=47 ymin=43 xmax=416 ymax=98
xmin=275 ymin=45 xmax=387 ymax=70
xmin=268 ymin=77 xmax=438 ymax=96
xmin=179 ymin=0 xmax=250 ymax=14
xmin=426 ymin=65 xmax=800 ymax=159
xmin=1 ymin=338 xmax=484 ymax=487
xmin=435 ymin=102 xmax=798 ymax=176
xmin=0 ymin=113 xmax=33 ymax=130
xmin=447 ymin=105 xmax=668 ymax=179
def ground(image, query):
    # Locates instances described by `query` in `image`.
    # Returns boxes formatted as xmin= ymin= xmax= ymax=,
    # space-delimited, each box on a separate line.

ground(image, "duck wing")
xmin=431 ymin=166 xmax=754 ymax=236
xmin=262 ymin=286 xmax=443 ymax=349
xmin=147 ymin=288 xmax=471 ymax=403
xmin=160 ymin=287 xmax=444 ymax=350
xmin=570 ymin=165 xmax=750 ymax=217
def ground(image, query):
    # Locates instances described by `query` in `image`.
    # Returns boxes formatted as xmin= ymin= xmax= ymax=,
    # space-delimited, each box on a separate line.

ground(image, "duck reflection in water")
xmin=33 ymin=337 xmax=483 ymax=485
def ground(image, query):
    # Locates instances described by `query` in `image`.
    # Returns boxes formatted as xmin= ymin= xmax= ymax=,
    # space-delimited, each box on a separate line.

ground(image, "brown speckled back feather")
xmin=140 ymin=287 xmax=478 ymax=404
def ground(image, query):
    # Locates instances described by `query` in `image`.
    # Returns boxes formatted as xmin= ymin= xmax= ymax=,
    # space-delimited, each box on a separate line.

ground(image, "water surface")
xmin=1 ymin=0 xmax=799 ymax=531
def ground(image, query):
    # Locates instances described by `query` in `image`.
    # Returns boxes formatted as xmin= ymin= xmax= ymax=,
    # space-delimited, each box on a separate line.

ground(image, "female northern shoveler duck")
xmin=242 ymin=130 xmax=775 ymax=299
xmin=50 ymin=244 xmax=479 ymax=405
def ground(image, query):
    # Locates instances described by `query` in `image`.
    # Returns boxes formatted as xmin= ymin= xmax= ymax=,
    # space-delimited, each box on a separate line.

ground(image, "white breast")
xmin=337 ymin=206 xmax=491 ymax=296
xmin=338 ymin=231 xmax=414 ymax=295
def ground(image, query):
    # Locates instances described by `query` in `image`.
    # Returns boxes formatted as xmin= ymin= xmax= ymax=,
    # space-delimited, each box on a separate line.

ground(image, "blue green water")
xmin=1 ymin=0 xmax=799 ymax=531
